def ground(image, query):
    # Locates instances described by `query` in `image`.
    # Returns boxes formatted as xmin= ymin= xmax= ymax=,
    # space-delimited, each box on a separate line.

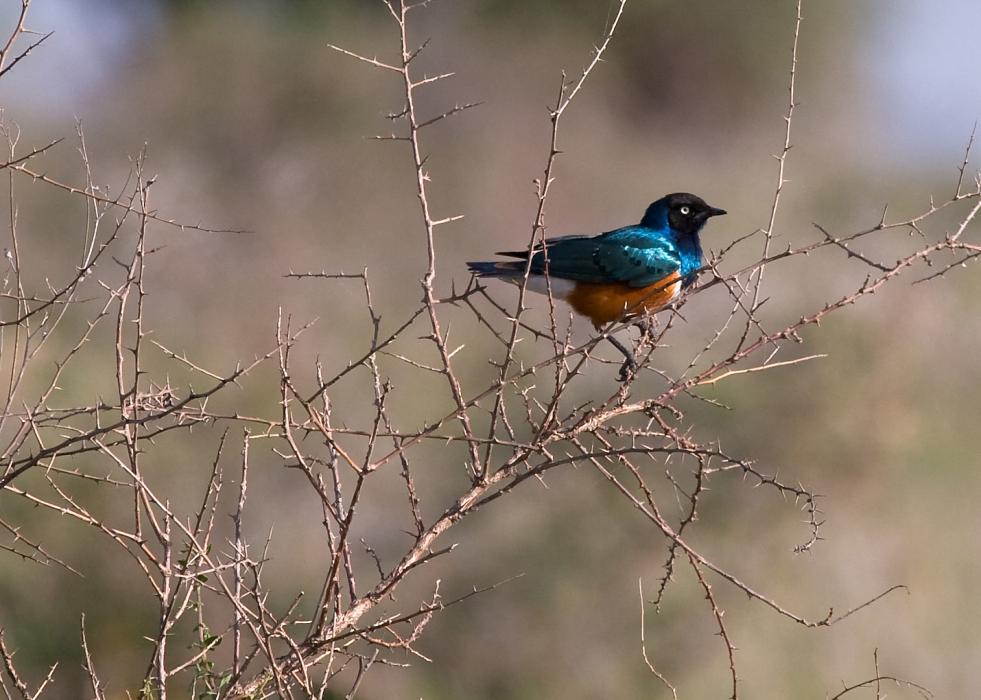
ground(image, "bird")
xmin=467 ymin=192 xmax=726 ymax=378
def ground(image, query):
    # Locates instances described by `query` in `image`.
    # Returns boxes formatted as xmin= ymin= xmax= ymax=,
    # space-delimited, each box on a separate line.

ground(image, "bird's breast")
xmin=566 ymin=272 xmax=682 ymax=328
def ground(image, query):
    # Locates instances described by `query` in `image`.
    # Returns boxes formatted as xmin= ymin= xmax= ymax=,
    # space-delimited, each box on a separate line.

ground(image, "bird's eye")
xmin=680 ymin=205 xmax=691 ymax=215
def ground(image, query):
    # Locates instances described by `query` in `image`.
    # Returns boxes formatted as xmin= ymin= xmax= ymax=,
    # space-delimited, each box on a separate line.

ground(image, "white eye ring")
xmin=680 ymin=205 xmax=691 ymax=215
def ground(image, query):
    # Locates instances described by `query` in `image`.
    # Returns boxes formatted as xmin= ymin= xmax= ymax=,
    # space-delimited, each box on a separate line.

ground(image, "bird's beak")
xmin=706 ymin=206 xmax=727 ymax=218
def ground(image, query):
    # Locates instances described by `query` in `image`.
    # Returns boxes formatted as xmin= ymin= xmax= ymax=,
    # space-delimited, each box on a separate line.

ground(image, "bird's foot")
xmin=618 ymin=355 xmax=638 ymax=382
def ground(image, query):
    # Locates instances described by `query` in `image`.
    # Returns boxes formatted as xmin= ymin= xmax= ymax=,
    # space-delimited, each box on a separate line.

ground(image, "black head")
xmin=644 ymin=192 xmax=727 ymax=237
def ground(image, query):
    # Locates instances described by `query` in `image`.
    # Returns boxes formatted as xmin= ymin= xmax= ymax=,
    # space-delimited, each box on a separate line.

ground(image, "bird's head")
xmin=642 ymin=193 xmax=727 ymax=237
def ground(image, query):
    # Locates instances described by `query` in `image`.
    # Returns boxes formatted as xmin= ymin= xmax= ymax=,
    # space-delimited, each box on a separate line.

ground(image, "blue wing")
xmin=521 ymin=226 xmax=681 ymax=288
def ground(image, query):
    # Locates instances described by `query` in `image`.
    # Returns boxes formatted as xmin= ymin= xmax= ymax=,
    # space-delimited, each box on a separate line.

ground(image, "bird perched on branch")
xmin=468 ymin=192 xmax=726 ymax=378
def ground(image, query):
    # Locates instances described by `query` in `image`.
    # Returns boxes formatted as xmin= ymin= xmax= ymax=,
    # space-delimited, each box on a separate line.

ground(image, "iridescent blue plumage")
xmin=637 ymin=197 xmax=706 ymax=284
xmin=500 ymin=230 xmax=682 ymax=288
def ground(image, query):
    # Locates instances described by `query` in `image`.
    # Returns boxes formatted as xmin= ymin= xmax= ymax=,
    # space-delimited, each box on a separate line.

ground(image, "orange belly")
xmin=566 ymin=272 xmax=681 ymax=328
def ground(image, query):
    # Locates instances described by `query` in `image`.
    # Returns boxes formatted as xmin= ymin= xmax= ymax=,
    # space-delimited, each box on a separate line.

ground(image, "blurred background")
xmin=1 ymin=0 xmax=980 ymax=697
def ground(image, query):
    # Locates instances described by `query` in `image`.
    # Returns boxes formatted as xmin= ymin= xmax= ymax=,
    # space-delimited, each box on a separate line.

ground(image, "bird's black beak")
xmin=706 ymin=206 xmax=727 ymax=218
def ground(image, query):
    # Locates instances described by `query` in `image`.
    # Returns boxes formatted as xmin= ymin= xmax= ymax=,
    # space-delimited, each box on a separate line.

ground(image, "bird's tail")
xmin=466 ymin=260 xmax=527 ymax=278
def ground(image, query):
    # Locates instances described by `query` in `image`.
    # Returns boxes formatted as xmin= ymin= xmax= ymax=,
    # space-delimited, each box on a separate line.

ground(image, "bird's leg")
xmin=607 ymin=314 xmax=660 ymax=380
xmin=606 ymin=334 xmax=638 ymax=381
